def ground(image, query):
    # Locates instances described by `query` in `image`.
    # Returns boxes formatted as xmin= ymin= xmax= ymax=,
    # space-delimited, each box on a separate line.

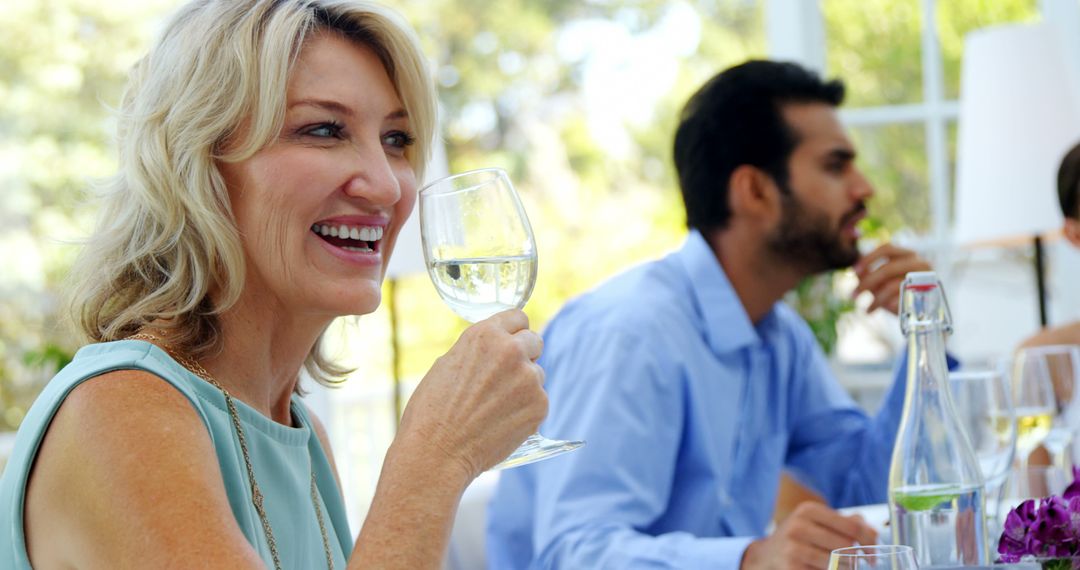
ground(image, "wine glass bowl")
xmin=948 ymin=370 xmax=1016 ymax=485
xmin=1013 ymin=345 xmax=1080 ymax=469
xmin=829 ymin=545 xmax=919 ymax=570
xmin=418 ymin=168 xmax=583 ymax=470
xmin=1007 ymin=351 xmax=1057 ymax=473
xmin=420 ymin=168 xmax=537 ymax=322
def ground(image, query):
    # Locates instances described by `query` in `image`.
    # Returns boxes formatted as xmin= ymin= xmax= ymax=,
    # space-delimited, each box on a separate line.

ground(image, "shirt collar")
xmin=674 ymin=229 xmax=777 ymax=354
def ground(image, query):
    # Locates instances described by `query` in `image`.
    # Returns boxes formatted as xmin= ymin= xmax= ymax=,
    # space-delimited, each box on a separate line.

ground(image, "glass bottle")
xmin=888 ymin=271 xmax=988 ymax=565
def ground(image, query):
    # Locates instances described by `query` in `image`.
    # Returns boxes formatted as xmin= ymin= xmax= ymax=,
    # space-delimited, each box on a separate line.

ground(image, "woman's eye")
xmin=382 ymin=130 xmax=416 ymax=149
xmin=304 ymin=122 xmax=345 ymax=139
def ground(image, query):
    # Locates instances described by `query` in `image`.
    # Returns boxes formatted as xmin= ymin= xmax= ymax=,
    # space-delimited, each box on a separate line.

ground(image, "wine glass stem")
xmin=1015 ymin=446 xmax=1032 ymax=497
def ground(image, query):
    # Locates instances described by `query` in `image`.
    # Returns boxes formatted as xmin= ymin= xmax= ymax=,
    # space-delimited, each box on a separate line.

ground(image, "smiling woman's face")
xmin=218 ymin=31 xmax=417 ymax=319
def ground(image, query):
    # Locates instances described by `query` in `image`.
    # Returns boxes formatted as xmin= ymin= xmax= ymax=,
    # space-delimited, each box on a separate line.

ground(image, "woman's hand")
xmin=354 ymin=310 xmax=545 ymax=568
xmin=397 ymin=308 xmax=547 ymax=481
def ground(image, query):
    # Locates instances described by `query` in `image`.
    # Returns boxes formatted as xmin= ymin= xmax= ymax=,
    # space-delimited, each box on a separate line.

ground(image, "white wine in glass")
xmin=428 ymin=255 xmax=537 ymax=323
xmin=419 ymin=167 xmax=584 ymax=470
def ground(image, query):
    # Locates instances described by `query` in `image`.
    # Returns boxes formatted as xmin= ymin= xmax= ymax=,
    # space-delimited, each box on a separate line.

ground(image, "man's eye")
xmin=383 ymin=130 xmax=416 ymax=149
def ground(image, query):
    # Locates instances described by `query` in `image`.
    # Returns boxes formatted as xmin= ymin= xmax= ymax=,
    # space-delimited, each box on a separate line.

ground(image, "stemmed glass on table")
xmin=1013 ymin=345 xmax=1080 ymax=469
xmin=948 ymin=369 xmax=1017 ymax=531
xmin=829 ymin=545 xmax=918 ymax=570
xmin=1007 ymin=351 xmax=1057 ymax=475
xmin=418 ymin=167 xmax=584 ymax=470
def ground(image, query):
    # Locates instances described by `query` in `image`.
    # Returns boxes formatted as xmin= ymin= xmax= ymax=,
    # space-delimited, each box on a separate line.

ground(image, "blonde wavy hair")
xmin=66 ymin=0 xmax=436 ymax=385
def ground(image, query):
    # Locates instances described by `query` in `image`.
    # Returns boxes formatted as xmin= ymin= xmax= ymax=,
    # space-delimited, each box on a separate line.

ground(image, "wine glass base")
xmin=492 ymin=433 xmax=584 ymax=470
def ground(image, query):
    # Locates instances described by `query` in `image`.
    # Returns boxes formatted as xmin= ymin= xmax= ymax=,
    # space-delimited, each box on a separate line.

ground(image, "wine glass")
xmin=948 ymin=370 xmax=1016 ymax=518
xmin=418 ymin=167 xmax=584 ymax=470
xmin=1015 ymin=345 xmax=1080 ymax=469
xmin=829 ymin=545 xmax=918 ymax=570
xmin=1007 ymin=352 xmax=1057 ymax=474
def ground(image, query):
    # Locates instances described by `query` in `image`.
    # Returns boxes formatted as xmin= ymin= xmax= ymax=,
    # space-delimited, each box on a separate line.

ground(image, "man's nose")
xmin=851 ymin=167 xmax=875 ymax=200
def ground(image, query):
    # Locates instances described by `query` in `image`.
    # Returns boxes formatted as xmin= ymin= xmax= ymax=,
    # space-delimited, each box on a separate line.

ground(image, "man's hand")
xmin=852 ymin=243 xmax=931 ymax=315
xmin=740 ymin=502 xmax=877 ymax=570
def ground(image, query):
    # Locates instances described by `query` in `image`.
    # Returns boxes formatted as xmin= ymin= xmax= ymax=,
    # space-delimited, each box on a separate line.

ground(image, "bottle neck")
xmin=905 ymin=323 xmax=951 ymax=395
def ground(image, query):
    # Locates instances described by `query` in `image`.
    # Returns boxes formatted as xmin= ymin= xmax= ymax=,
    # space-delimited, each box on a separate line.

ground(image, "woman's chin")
xmin=346 ymin=292 xmax=383 ymax=316
xmin=310 ymin=283 xmax=382 ymax=318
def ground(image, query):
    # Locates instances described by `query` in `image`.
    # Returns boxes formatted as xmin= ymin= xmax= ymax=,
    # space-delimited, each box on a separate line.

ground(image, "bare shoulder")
xmin=1018 ymin=321 xmax=1080 ymax=349
xmin=25 ymin=369 xmax=263 ymax=569
xmin=302 ymin=402 xmax=343 ymax=490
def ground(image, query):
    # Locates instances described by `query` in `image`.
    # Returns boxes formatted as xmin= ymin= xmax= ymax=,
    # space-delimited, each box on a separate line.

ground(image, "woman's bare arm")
xmin=25 ymin=370 xmax=265 ymax=569
xmin=26 ymin=309 xmax=544 ymax=569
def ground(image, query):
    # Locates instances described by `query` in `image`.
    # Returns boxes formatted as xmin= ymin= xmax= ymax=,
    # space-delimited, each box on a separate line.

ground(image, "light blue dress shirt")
xmin=487 ymin=230 xmax=914 ymax=569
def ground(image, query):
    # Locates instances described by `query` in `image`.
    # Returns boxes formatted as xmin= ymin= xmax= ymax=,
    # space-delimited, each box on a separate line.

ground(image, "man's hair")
xmin=1058 ymin=141 xmax=1080 ymax=220
xmin=673 ymin=60 xmax=845 ymax=232
xmin=65 ymin=0 xmax=436 ymax=385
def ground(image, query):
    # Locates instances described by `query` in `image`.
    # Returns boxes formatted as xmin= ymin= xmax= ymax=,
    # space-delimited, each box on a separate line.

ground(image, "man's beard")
xmin=766 ymin=191 xmax=864 ymax=274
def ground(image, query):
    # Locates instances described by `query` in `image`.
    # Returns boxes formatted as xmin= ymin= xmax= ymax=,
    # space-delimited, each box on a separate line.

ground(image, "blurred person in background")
xmin=0 ymin=1 xmax=548 ymax=568
xmin=487 ymin=59 xmax=934 ymax=570
xmin=1016 ymin=140 xmax=1080 ymax=469
xmin=1020 ymin=140 xmax=1080 ymax=348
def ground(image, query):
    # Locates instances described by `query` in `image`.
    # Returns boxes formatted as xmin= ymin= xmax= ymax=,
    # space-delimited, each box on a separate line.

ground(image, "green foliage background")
xmin=0 ymin=0 xmax=1040 ymax=429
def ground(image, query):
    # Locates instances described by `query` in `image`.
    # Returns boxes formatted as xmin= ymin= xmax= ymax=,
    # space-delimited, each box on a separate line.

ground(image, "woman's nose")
xmin=342 ymin=144 xmax=401 ymax=206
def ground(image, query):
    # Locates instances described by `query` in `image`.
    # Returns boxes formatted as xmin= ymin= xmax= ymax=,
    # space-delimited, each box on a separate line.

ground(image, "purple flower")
xmin=1031 ymin=498 xmax=1075 ymax=557
xmin=1068 ymin=497 xmax=1080 ymax=540
xmin=1064 ymin=466 xmax=1080 ymax=500
xmin=998 ymin=469 xmax=1080 ymax=562
xmin=1001 ymin=499 xmax=1040 ymax=562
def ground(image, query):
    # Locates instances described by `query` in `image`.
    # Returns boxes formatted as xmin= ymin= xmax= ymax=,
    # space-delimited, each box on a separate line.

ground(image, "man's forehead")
xmin=781 ymin=102 xmax=854 ymax=154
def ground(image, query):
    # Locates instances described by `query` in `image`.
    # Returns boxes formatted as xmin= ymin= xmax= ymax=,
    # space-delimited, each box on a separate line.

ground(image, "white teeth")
xmin=310 ymin=223 xmax=385 ymax=247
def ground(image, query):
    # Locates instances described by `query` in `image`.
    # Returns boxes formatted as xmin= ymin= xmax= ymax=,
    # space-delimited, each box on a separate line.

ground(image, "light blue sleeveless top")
xmin=0 ymin=340 xmax=353 ymax=568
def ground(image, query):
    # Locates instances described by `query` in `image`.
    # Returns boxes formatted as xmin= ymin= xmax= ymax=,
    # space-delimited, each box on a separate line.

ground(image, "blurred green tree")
xmin=0 ymin=0 xmax=1043 ymax=431
xmin=0 ymin=0 xmax=175 ymax=430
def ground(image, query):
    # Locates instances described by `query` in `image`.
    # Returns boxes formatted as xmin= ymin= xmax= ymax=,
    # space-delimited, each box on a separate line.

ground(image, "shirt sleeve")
xmin=524 ymin=318 xmax=754 ymax=569
xmin=784 ymin=328 xmax=961 ymax=507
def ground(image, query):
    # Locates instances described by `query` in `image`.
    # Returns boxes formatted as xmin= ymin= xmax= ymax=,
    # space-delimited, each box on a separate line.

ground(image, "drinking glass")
xmin=1014 ymin=345 xmax=1080 ymax=469
xmin=949 ymin=369 xmax=1016 ymax=524
xmin=418 ymin=167 xmax=584 ymax=470
xmin=829 ymin=545 xmax=919 ymax=570
xmin=1007 ymin=352 xmax=1057 ymax=474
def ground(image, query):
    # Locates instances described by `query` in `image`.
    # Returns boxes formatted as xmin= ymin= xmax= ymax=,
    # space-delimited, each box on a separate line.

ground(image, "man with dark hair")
xmin=486 ymin=60 xmax=931 ymax=569
xmin=1019 ymin=140 xmax=1080 ymax=348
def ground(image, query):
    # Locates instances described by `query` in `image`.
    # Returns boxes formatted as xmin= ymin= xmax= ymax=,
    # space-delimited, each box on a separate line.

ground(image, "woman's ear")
xmin=728 ymin=164 xmax=781 ymax=223
xmin=1064 ymin=218 xmax=1080 ymax=249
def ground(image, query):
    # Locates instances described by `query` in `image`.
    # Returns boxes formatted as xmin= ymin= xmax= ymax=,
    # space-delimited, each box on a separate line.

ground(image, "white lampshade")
xmin=386 ymin=137 xmax=450 ymax=278
xmin=953 ymin=22 xmax=1080 ymax=247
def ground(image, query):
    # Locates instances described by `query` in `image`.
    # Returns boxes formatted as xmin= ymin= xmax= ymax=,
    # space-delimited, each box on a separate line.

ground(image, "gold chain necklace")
xmin=126 ymin=333 xmax=334 ymax=570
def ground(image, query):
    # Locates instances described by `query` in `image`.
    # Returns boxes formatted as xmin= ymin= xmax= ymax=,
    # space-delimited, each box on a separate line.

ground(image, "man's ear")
xmin=1064 ymin=218 xmax=1080 ymax=249
xmin=728 ymin=164 xmax=781 ymax=222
